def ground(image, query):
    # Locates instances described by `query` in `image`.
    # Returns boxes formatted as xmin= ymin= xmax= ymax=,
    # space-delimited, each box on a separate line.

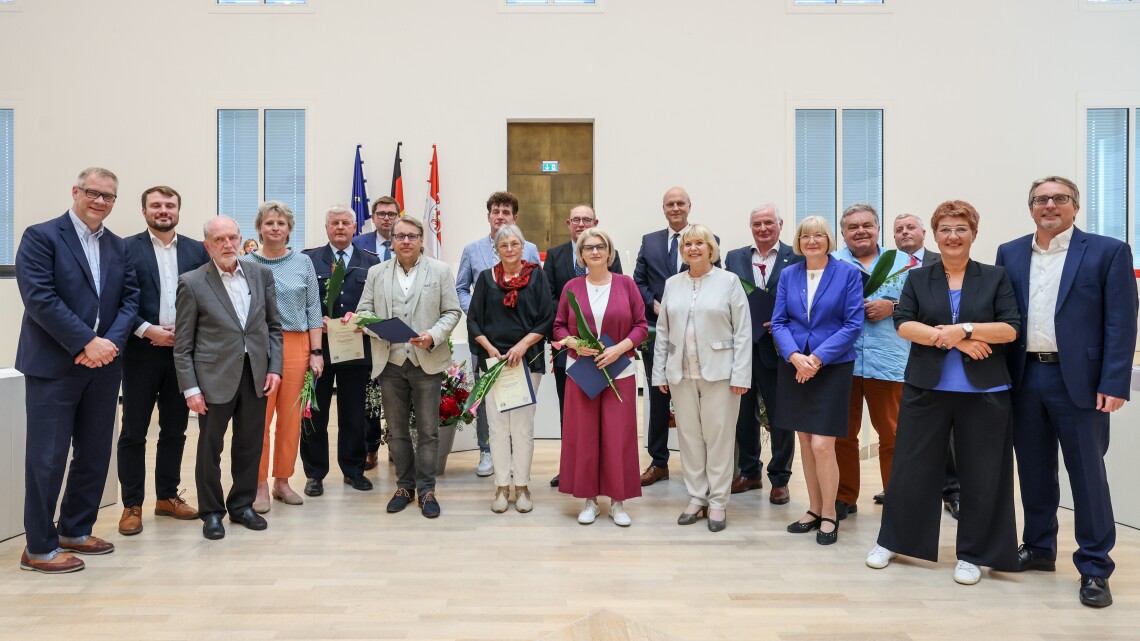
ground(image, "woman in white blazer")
xmin=651 ymin=224 xmax=752 ymax=532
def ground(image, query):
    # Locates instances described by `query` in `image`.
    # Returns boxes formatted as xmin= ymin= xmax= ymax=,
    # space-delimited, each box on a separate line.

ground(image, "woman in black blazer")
xmin=865 ymin=200 xmax=1021 ymax=586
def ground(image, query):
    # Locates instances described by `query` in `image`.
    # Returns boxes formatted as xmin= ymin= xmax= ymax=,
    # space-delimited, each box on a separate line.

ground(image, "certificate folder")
xmin=364 ymin=318 xmax=419 ymax=344
xmin=565 ymin=335 xmax=630 ymax=400
xmin=748 ymin=289 xmax=775 ymax=338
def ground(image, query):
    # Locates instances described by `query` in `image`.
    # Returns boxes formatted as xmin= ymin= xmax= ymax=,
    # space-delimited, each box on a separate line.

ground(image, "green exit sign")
xmin=541 ymin=160 xmax=559 ymax=173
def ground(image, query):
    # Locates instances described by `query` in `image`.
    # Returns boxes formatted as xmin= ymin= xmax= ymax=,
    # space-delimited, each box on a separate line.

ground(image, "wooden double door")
xmin=507 ymin=122 xmax=593 ymax=253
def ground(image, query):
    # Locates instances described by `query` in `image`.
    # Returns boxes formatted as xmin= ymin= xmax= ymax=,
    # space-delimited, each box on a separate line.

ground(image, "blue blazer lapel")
xmin=1056 ymin=228 xmax=1087 ymax=311
xmin=58 ymin=216 xmax=98 ymax=294
xmin=811 ymin=257 xmax=840 ymax=315
xmin=134 ymin=231 xmax=162 ymax=293
xmin=768 ymin=243 xmax=794 ymax=287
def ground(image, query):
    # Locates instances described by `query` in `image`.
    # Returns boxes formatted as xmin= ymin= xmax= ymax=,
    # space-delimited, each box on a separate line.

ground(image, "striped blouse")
xmin=240 ymin=249 xmax=322 ymax=332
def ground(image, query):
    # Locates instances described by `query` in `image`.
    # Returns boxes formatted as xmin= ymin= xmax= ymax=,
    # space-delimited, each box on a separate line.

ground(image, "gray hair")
xmin=1028 ymin=176 xmax=1081 ymax=208
xmin=751 ymin=203 xmax=782 ymax=221
xmin=492 ymin=224 xmax=526 ymax=256
xmin=393 ymin=216 xmax=425 ymax=237
xmin=325 ymin=204 xmax=355 ymax=223
xmin=77 ymin=167 xmax=119 ymax=189
xmin=204 ymin=215 xmax=241 ymax=239
xmin=893 ymin=213 xmax=924 ymax=229
xmin=840 ymin=202 xmax=879 ymax=228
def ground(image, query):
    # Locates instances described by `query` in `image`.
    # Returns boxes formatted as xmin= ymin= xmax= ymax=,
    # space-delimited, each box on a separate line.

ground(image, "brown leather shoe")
xmin=730 ymin=475 xmax=762 ymax=494
xmin=364 ymin=451 xmax=379 ymax=471
xmin=59 ymin=535 xmax=115 ymax=555
xmin=640 ymin=465 xmax=669 ymax=486
xmin=155 ymin=492 xmax=199 ymax=520
xmin=20 ymin=550 xmax=84 ymax=574
xmin=119 ymin=505 xmax=143 ymax=535
xmin=769 ymin=485 xmax=791 ymax=505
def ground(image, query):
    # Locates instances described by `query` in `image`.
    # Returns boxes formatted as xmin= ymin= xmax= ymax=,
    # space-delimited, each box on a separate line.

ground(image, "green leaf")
xmin=740 ymin=278 xmax=757 ymax=295
xmin=565 ymin=290 xmax=601 ymax=349
xmin=463 ymin=358 xmax=509 ymax=414
xmin=862 ymin=249 xmax=898 ymax=298
xmin=324 ymin=259 xmax=347 ymax=317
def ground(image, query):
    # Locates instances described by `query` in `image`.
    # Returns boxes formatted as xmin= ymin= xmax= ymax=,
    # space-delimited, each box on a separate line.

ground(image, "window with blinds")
xmin=795 ymin=108 xmax=884 ymax=235
xmin=1085 ymin=109 xmax=1128 ymax=246
xmin=0 ymin=109 xmax=12 ymax=264
xmin=218 ymin=108 xmax=306 ymax=246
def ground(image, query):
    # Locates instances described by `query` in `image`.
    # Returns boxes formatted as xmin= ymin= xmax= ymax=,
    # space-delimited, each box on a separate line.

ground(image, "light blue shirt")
xmin=330 ymin=243 xmax=354 ymax=265
xmin=455 ymin=235 xmax=541 ymax=314
xmin=69 ymin=209 xmax=105 ymax=330
xmin=240 ymin=249 xmax=322 ymax=332
xmin=831 ymin=244 xmax=912 ymax=382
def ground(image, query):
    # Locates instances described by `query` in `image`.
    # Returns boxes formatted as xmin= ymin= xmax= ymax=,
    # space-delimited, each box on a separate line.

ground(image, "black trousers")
xmin=734 ymin=346 xmax=795 ymax=486
xmin=299 ymin=359 xmax=370 ymax=480
xmin=195 ymin=360 xmax=266 ymax=518
xmin=876 ymin=385 xmax=1018 ymax=571
xmin=639 ymin=347 xmax=672 ymax=468
xmin=118 ymin=349 xmax=190 ymax=506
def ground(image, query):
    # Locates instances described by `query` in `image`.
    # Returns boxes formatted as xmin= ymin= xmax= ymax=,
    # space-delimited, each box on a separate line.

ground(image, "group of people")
xmin=13 ymin=169 xmax=1137 ymax=610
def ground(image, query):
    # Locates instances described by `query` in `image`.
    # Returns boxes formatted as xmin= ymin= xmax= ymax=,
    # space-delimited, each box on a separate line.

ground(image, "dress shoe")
xmin=787 ymin=512 xmax=822 ymax=534
xmin=304 ymin=478 xmax=324 ymax=497
xmin=387 ymin=488 xmax=415 ymax=513
xmin=229 ymin=507 xmax=268 ymax=531
xmin=1016 ymin=545 xmax=1056 ymax=572
xmin=515 ymin=487 xmax=533 ymax=513
xmin=873 ymin=492 xmax=885 ymax=505
xmin=59 ymin=535 xmax=114 ymax=555
xmin=944 ymin=498 xmax=960 ymax=520
xmin=119 ymin=505 xmax=143 ymax=536
xmin=1079 ymin=575 xmax=1113 ymax=607
xmin=419 ymin=491 xmax=441 ymax=519
xmin=816 ymin=517 xmax=839 ymax=545
xmin=835 ymin=499 xmax=857 ymax=521
xmin=640 ymin=465 xmax=669 ymax=486
xmin=155 ymin=492 xmax=198 ymax=520
xmin=954 ymin=560 xmax=981 ymax=585
xmin=677 ymin=506 xmax=708 ymax=525
xmin=344 ymin=475 xmax=373 ymax=491
xmin=550 ymin=474 xmax=560 ymax=487
xmin=363 ymin=451 xmax=379 ymax=471
xmin=20 ymin=550 xmax=84 ymax=574
xmin=730 ymin=475 xmax=762 ymax=494
xmin=271 ymin=488 xmax=304 ymax=505
xmin=708 ymin=510 xmax=727 ymax=533
xmin=202 ymin=514 xmax=225 ymax=540
xmin=769 ymin=486 xmax=791 ymax=505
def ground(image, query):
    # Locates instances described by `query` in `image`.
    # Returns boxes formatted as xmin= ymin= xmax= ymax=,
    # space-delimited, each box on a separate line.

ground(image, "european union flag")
xmin=351 ymin=144 xmax=369 ymax=236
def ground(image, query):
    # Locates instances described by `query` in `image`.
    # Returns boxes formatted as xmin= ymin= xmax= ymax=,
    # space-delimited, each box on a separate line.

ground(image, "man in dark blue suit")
xmin=996 ymin=175 xmax=1138 ymax=608
xmin=301 ymin=205 xmax=381 ymax=495
xmin=633 ymin=187 xmax=719 ymax=486
xmin=116 ymin=186 xmax=209 ymax=537
xmin=724 ymin=205 xmax=802 ymax=504
xmin=15 ymin=167 xmax=140 ymax=573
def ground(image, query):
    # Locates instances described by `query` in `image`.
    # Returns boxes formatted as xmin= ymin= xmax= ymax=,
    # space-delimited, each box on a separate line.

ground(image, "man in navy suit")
xmin=300 ymin=205 xmax=380 ymax=496
xmin=15 ymin=167 xmax=140 ymax=573
xmin=633 ymin=187 xmax=720 ymax=486
xmin=116 ymin=186 xmax=209 ymax=537
xmin=996 ymin=175 xmax=1138 ymax=608
xmin=724 ymin=205 xmax=802 ymax=504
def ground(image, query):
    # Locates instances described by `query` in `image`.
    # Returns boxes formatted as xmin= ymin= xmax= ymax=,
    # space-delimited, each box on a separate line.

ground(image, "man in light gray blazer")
xmin=357 ymin=217 xmax=462 ymax=519
xmin=174 ymin=216 xmax=283 ymax=540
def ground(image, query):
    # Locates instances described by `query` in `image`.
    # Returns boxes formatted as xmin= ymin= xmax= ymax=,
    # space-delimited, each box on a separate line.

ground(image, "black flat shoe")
xmin=229 ymin=507 xmax=268 ymax=531
xmin=550 ymin=475 xmax=560 ymax=487
xmin=1079 ymin=575 xmax=1112 ymax=608
xmin=1016 ymin=545 xmax=1056 ymax=572
xmin=835 ymin=500 xmax=857 ymax=521
xmin=943 ymin=498 xmax=960 ymax=520
xmin=202 ymin=514 xmax=225 ymax=540
xmin=816 ymin=517 xmax=839 ymax=545
xmin=787 ymin=511 xmax=822 ymax=533
xmin=677 ymin=506 xmax=708 ymax=525
xmin=344 ymin=475 xmax=374 ymax=491
xmin=873 ymin=492 xmax=885 ymax=505
xmin=304 ymin=478 xmax=324 ymax=497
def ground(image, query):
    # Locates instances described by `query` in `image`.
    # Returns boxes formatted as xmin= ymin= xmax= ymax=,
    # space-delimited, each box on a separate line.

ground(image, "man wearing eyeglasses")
xmin=455 ymin=191 xmax=541 ymax=477
xmin=996 ymin=176 xmax=1138 ymax=608
xmin=356 ymin=217 xmax=462 ymax=518
xmin=542 ymin=205 xmax=624 ymax=487
xmin=15 ymin=167 xmax=140 ymax=573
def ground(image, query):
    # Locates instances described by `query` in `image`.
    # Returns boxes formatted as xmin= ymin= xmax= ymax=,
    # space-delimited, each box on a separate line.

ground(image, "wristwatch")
xmin=310 ymin=349 xmax=324 ymax=356
xmin=961 ymin=323 xmax=974 ymax=340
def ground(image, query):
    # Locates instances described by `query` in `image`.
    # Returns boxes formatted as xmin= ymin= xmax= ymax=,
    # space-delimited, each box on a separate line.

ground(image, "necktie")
xmin=668 ymin=233 xmax=679 ymax=275
xmin=336 ymin=249 xmax=346 ymax=266
xmin=382 ymin=240 xmax=391 ymax=261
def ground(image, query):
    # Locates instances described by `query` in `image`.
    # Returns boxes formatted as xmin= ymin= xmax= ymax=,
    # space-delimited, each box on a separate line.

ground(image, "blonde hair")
xmin=680 ymin=224 xmax=720 ymax=264
xmin=574 ymin=228 xmax=616 ymax=268
xmin=792 ymin=216 xmax=837 ymax=255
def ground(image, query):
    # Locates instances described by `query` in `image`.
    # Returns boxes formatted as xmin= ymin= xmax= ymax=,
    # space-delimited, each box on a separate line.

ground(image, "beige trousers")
xmin=671 ymin=378 xmax=740 ymax=510
xmin=486 ymin=372 xmax=543 ymax=487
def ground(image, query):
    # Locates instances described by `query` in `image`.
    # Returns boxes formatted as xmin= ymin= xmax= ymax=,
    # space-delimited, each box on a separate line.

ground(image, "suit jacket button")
xmin=239 ymin=353 xmax=245 ymax=360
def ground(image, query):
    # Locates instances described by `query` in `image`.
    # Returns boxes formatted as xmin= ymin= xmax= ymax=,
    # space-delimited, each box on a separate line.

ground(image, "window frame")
xmin=499 ymin=0 xmax=604 ymax=14
xmin=215 ymin=102 xmax=311 ymax=248
xmin=786 ymin=0 xmax=890 ymax=14
xmin=1078 ymin=93 xmax=1140 ymax=272
xmin=787 ymin=98 xmax=889 ymax=240
xmin=1080 ymin=0 xmax=1140 ymax=12
xmin=0 ymin=0 xmax=20 ymax=12
xmin=208 ymin=0 xmax=314 ymax=15
xmin=0 ymin=106 xmax=14 ymax=267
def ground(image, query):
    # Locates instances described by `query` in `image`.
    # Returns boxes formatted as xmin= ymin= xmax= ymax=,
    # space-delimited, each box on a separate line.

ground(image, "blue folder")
xmin=565 ymin=334 xmax=630 ymax=400
xmin=364 ymin=318 xmax=419 ymax=343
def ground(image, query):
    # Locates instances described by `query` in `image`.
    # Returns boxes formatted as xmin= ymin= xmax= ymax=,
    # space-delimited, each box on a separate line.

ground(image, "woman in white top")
xmin=651 ymin=224 xmax=752 ymax=532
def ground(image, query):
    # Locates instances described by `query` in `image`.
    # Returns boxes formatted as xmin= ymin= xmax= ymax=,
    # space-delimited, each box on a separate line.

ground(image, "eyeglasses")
xmin=568 ymin=217 xmax=595 ymax=226
xmin=372 ymin=211 xmax=400 ymax=219
xmin=1030 ymin=194 xmax=1074 ymax=206
xmin=497 ymin=242 xmax=522 ymax=251
xmin=799 ymin=233 xmax=827 ymax=242
xmin=581 ymin=244 xmax=608 ymax=254
xmin=79 ymin=188 xmax=117 ymax=203
xmin=935 ymin=226 xmax=971 ymax=238
xmin=393 ymin=233 xmax=421 ymax=242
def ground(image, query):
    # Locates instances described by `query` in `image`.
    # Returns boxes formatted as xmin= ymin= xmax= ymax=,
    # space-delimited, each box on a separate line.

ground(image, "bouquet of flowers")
xmin=297 ymin=369 xmax=320 ymax=434
xmin=438 ymin=361 xmax=474 ymax=428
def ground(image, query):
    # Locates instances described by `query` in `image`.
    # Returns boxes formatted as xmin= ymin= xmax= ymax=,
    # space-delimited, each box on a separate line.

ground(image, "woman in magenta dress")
xmin=553 ymin=229 xmax=648 ymax=527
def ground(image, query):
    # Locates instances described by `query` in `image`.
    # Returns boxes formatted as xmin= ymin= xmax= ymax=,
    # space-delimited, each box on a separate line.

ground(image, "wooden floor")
xmin=1 ymin=415 xmax=1138 ymax=641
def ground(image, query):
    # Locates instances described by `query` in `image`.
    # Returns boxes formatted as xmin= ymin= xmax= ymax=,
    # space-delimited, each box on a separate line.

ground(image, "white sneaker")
xmin=610 ymin=501 xmax=631 ymax=527
xmin=475 ymin=452 xmax=493 ymax=477
xmin=953 ymin=560 xmax=981 ymax=585
xmin=866 ymin=545 xmax=896 ymax=569
xmin=578 ymin=500 xmax=599 ymax=524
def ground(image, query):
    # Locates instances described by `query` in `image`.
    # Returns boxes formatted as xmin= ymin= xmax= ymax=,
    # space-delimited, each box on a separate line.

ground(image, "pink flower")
xmin=302 ymin=401 xmax=312 ymax=418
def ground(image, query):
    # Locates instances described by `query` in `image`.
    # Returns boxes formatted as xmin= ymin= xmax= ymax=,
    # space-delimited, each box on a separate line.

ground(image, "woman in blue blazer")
xmin=770 ymin=216 xmax=864 ymax=545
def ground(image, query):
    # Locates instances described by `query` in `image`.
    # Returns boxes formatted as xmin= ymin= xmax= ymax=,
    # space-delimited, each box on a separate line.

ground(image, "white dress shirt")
xmin=751 ymin=242 xmax=781 ymax=289
xmin=69 ymin=210 xmax=104 ymax=330
xmin=184 ymin=261 xmax=250 ymax=400
xmin=135 ymin=232 xmax=180 ymax=336
xmin=1026 ymin=225 xmax=1074 ymax=352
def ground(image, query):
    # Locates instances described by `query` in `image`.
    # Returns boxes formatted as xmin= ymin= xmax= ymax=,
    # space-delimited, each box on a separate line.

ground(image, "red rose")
xmin=439 ymin=396 xmax=460 ymax=420
xmin=453 ymin=388 xmax=470 ymax=404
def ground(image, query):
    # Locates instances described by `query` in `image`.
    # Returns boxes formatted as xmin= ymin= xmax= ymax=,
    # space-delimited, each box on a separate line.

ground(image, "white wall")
xmin=1 ymin=0 xmax=1139 ymax=365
